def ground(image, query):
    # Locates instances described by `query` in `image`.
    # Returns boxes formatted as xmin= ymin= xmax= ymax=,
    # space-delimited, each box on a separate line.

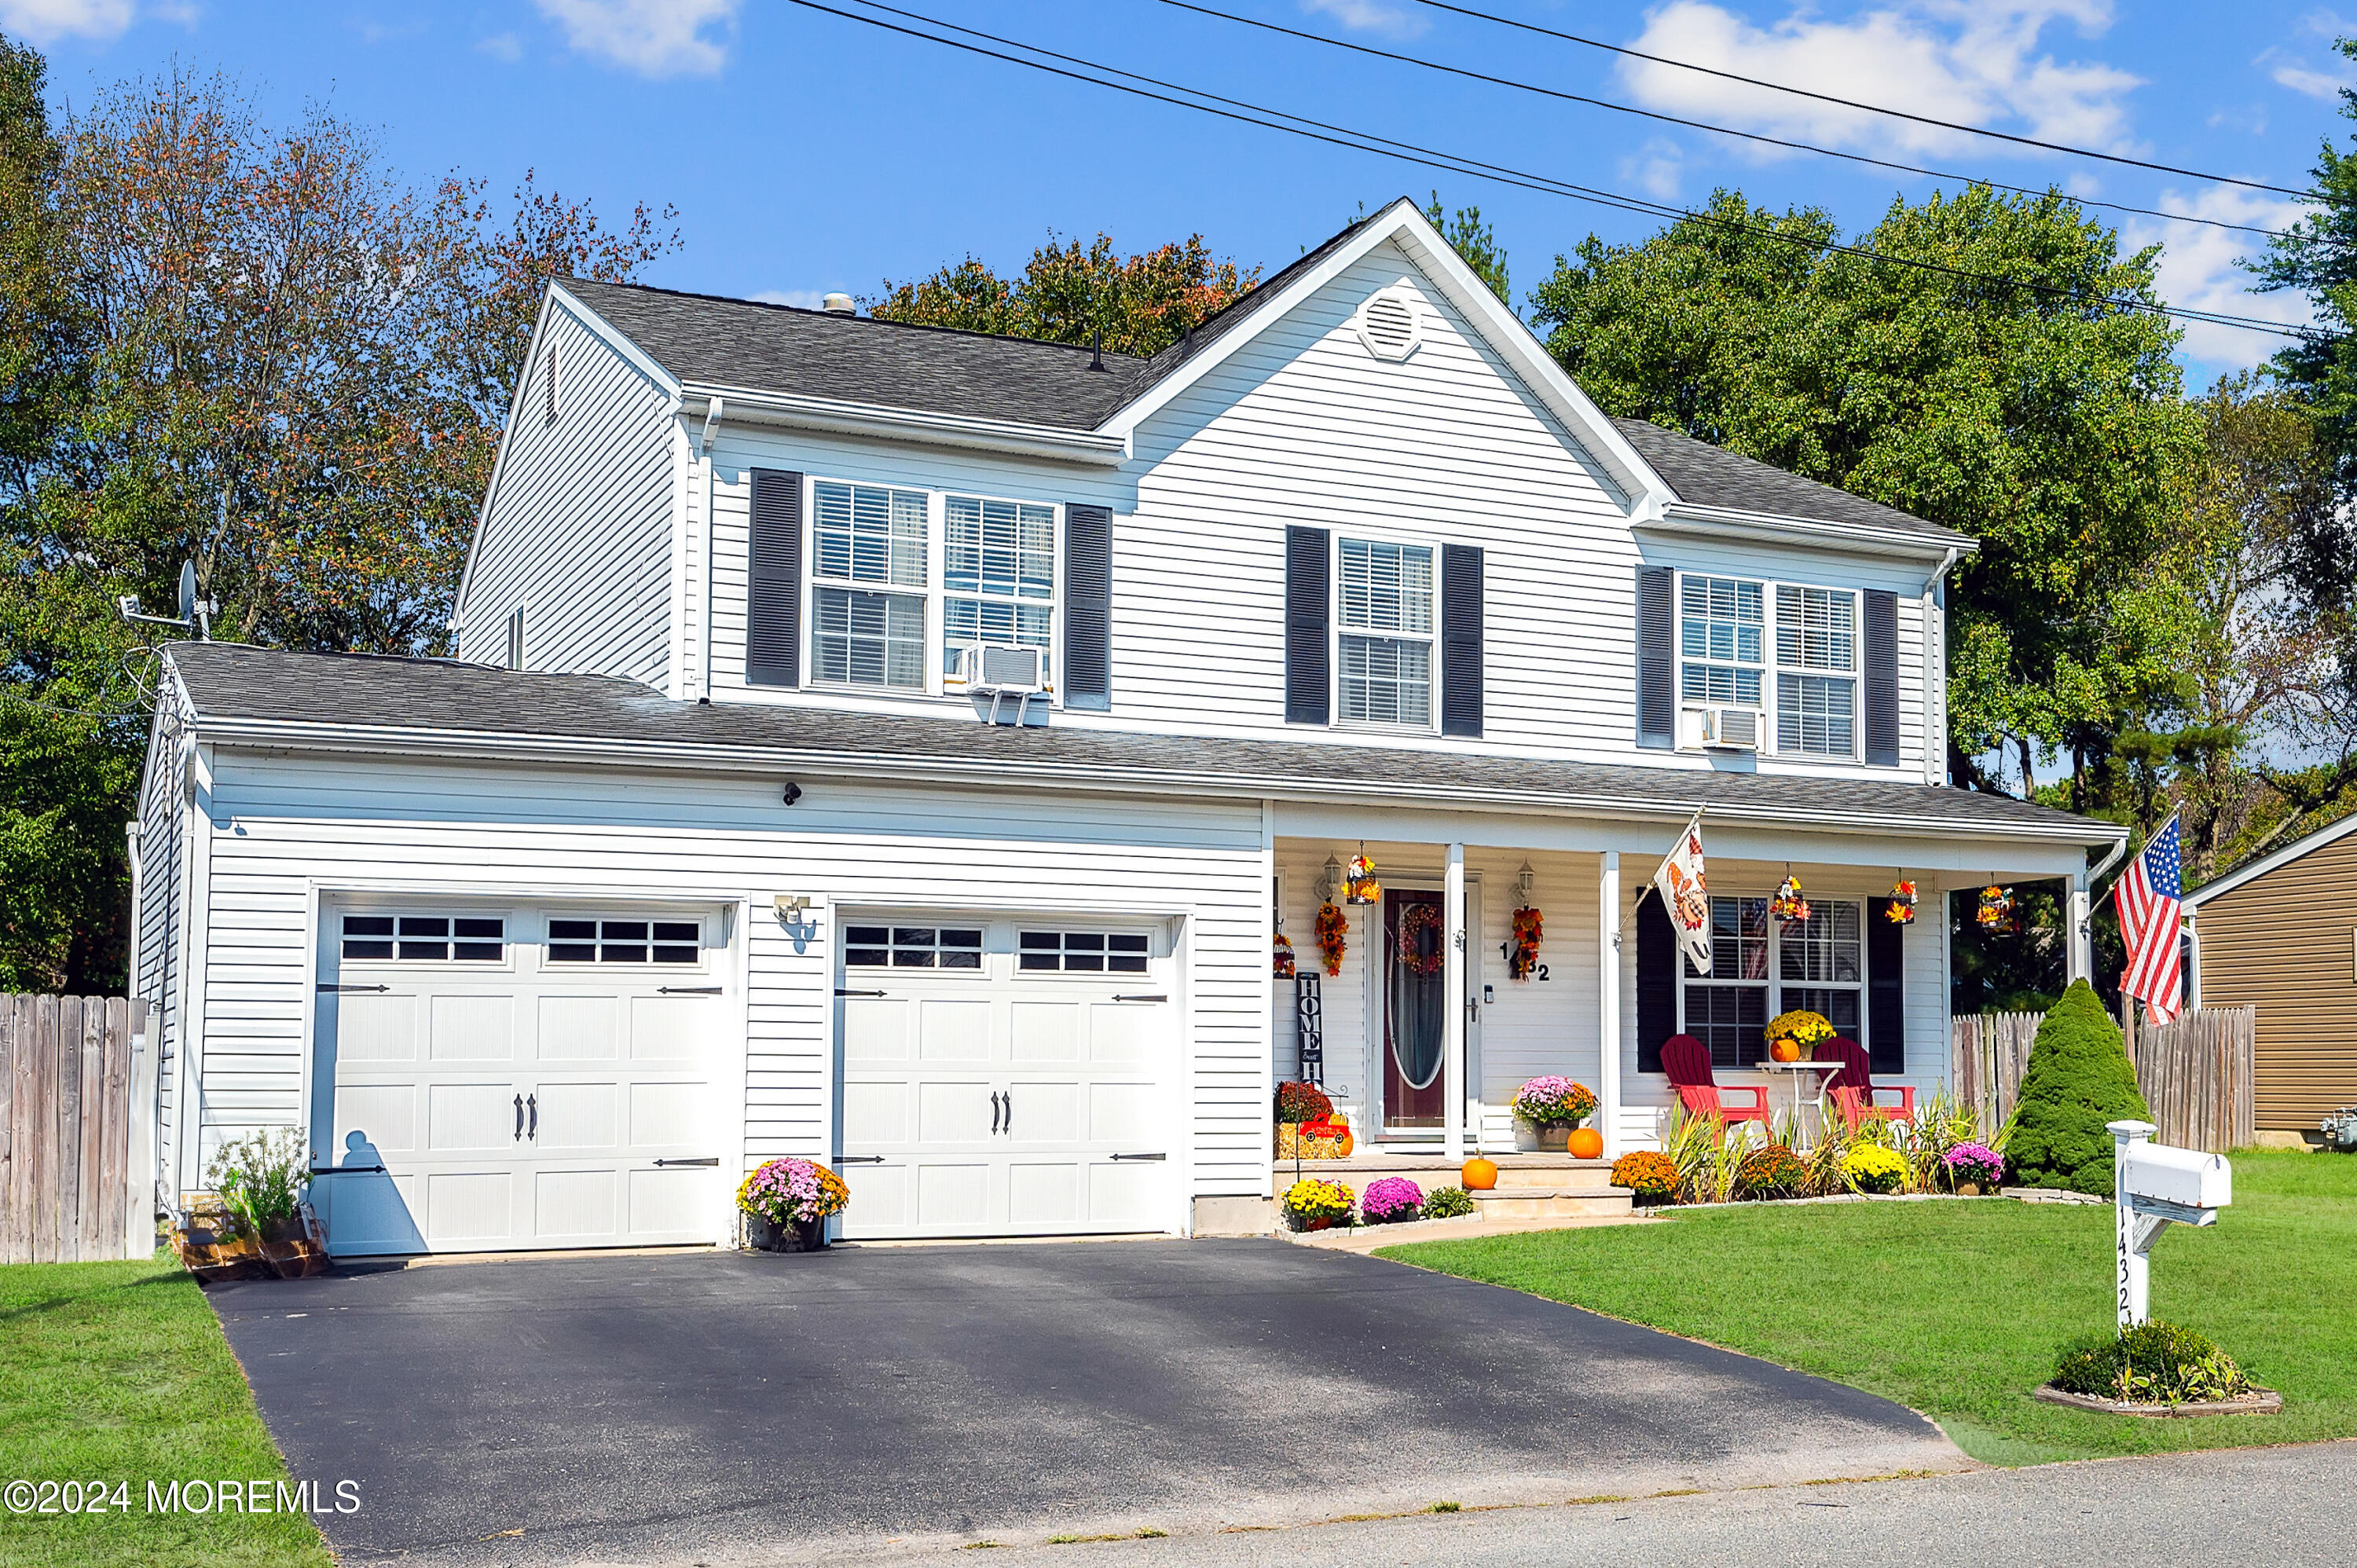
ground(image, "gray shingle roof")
xmin=167 ymin=644 xmax=2114 ymax=843
xmin=1611 ymin=416 xmax=1968 ymax=543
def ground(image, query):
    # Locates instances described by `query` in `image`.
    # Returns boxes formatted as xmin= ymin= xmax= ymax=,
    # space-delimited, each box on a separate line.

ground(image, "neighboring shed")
xmin=2185 ymin=811 xmax=2357 ymax=1135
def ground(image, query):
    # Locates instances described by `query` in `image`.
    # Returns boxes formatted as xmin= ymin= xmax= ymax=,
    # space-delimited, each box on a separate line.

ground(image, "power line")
xmin=1411 ymin=0 xmax=2316 ymax=202
xmin=790 ymin=0 xmax=2323 ymax=341
xmin=1156 ymin=0 xmax=2299 ymax=242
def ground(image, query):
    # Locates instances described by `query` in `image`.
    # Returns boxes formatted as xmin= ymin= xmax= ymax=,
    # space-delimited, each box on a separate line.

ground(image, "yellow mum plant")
xmin=1765 ymin=1009 xmax=1835 ymax=1052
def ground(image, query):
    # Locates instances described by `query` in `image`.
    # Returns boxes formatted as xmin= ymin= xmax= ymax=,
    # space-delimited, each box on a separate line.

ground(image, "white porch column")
xmin=1598 ymin=851 xmax=1622 ymax=1160
xmin=2068 ymin=877 xmax=2092 ymax=985
xmin=1444 ymin=842 xmax=1467 ymax=1162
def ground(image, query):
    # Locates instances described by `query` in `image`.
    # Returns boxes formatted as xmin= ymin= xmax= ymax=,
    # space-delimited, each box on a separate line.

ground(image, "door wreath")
xmin=1396 ymin=903 xmax=1445 ymax=976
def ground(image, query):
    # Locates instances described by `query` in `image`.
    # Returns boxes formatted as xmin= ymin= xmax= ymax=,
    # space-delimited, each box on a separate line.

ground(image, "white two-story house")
xmin=131 ymin=197 xmax=2124 ymax=1253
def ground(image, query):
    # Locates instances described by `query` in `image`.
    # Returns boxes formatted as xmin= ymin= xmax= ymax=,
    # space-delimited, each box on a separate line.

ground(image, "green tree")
xmin=1424 ymin=192 xmax=1506 ymax=303
xmin=1530 ymin=186 xmax=2205 ymax=815
xmin=2003 ymin=980 xmax=2152 ymax=1195
xmin=867 ymin=232 xmax=1259 ymax=357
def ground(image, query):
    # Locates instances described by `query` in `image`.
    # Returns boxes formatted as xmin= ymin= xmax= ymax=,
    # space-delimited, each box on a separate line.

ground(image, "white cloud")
xmin=1299 ymin=0 xmax=1428 ymax=42
xmin=2271 ymin=63 xmax=2348 ymax=99
xmin=535 ymin=0 xmax=738 ymax=77
xmin=1620 ymin=137 xmax=1684 ymax=200
xmin=0 ymin=0 xmax=134 ymax=42
xmin=753 ymin=288 xmax=828 ymax=310
xmin=2121 ymin=188 xmax=2314 ymax=373
xmin=478 ymin=31 xmax=524 ymax=62
xmin=1618 ymin=2 xmax=2143 ymax=162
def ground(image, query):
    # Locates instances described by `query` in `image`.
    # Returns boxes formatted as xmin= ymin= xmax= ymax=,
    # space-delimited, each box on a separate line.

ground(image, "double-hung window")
xmin=811 ymin=481 xmax=929 ymax=689
xmin=1338 ymin=537 xmax=1434 ymax=727
xmin=943 ymin=494 xmax=1055 ymax=683
xmin=1679 ymin=576 xmax=1764 ymax=707
xmin=1680 ymin=896 xmax=1864 ymax=1067
xmin=1775 ymin=584 xmax=1857 ymax=757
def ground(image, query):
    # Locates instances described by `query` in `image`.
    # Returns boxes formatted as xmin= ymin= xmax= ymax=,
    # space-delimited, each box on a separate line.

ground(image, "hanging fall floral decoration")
xmin=1977 ymin=884 xmax=2014 ymax=931
xmin=1273 ymin=932 xmax=1297 ymax=979
xmin=1314 ymin=902 xmax=1349 ymax=976
xmin=1770 ymin=874 xmax=1811 ymax=924
xmin=1396 ymin=903 xmax=1446 ymax=976
xmin=1885 ymin=880 xmax=1919 ymax=925
xmin=1509 ymin=905 xmax=1544 ymax=980
xmin=1344 ymin=848 xmax=1380 ymax=906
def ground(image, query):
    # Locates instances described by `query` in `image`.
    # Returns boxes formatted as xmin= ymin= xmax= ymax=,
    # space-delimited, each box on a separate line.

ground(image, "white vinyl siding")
xmin=455 ymin=303 xmax=674 ymax=687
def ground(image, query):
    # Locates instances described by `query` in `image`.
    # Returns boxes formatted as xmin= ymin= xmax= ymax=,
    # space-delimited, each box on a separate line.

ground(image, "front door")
xmin=1382 ymin=889 xmax=1446 ymax=1130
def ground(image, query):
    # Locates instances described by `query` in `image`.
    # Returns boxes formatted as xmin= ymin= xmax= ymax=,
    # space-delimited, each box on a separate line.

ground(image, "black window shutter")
xmin=1637 ymin=565 xmax=1674 ymax=749
xmin=1284 ymin=526 xmax=1330 ymax=725
xmin=1063 ymin=504 xmax=1113 ymax=711
xmin=746 ymin=468 xmax=802 ymax=687
xmin=1441 ymin=544 xmax=1483 ymax=738
xmin=1868 ymin=899 xmax=1905 ymax=1075
xmin=1637 ymin=889 xmax=1676 ymax=1074
xmin=1864 ymin=588 xmax=1900 ymax=766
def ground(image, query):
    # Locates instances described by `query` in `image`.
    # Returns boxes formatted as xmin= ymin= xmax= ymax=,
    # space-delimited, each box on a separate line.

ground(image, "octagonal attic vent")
xmin=1354 ymin=288 xmax=1422 ymax=361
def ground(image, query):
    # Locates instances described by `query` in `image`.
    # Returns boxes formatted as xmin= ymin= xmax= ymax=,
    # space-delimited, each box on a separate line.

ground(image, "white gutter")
xmin=192 ymin=713 xmax=2127 ymax=847
xmin=1642 ymin=503 xmax=1978 ymax=562
xmin=678 ymin=384 xmax=1129 ymax=467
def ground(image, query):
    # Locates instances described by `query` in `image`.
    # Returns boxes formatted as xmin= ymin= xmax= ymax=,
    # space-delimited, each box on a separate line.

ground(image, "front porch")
xmin=1264 ymin=808 xmax=2102 ymax=1174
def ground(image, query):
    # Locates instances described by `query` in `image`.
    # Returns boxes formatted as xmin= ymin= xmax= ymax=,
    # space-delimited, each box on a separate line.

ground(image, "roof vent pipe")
xmin=821 ymin=292 xmax=855 ymax=314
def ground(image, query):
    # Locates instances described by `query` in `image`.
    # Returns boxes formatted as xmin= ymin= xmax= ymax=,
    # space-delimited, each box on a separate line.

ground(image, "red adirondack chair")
xmin=1818 ymin=1035 xmax=1915 ymax=1130
xmin=1661 ymin=1033 xmax=1772 ymax=1136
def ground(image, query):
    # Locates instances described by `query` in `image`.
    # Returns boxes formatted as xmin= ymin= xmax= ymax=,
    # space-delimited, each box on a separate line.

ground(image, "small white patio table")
xmin=1755 ymin=1057 xmax=1844 ymax=1149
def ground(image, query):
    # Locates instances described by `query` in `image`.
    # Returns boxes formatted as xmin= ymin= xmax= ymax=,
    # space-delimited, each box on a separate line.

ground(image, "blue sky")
xmin=14 ymin=1 xmax=2355 ymax=385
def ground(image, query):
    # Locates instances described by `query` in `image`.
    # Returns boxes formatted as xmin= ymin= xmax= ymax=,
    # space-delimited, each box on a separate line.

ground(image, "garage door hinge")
xmin=1111 ymin=1152 xmax=1168 ymax=1161
xmin=658 ymin=986 xmax=723 ymax=995
xmin=1113 ymin=993 xmax=1168 ymax=1002
xmin=835 ymin=1155 xmax=886 ymax=1164
xmin=316 ymin=983 xmax=390 ymax=993
xmin=307 ymin=1164 xmax=387 ymax=1175
xmin=653 ymin=1156 xmax=720 ymax=1167
xmin=835 ymin=987 xmax=886 ymax=998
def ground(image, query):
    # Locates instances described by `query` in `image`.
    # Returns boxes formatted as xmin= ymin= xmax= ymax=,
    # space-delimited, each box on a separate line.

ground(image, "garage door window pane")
xmin=398 ymin=917 xmax=449 ymax=961
xmin=545 ymin=917 xmax=702 ymax=965
xmin=548 ymin=918 xmax=597 ymax=962
xmin=341 ymin=915 xmax=394 ymax=961
xmin=1019 ymin=931 xmax=1151 ymax=973
xmin=846 ymin=926 xmax=983 ymax=968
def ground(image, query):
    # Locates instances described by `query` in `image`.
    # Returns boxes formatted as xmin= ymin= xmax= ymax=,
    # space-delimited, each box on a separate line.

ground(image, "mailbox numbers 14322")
xmin=1497 ymin=942 xmax=1549 ymax=981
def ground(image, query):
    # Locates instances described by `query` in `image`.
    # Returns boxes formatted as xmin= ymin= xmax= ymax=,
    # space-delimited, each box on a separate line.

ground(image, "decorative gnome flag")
xmin=1653 ymin=810 xmax=1712 ymax=975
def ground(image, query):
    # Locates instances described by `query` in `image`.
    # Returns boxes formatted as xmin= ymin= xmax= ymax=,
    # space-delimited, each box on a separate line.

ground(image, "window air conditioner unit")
xmin=1701 ymin=705 xmax=1761 ymax=752
xmin=951 ymin=643 xmax=1050 ymax=725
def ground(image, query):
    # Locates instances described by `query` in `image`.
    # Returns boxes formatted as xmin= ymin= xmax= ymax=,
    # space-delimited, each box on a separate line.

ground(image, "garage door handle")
xmin=514 ymin=1094 xmax=524 ymax=1141
xmin=990 ymin=1090 xmax=1003 ymax=1135
xmin=1003 ymin=1087 xmax=1013 ymax=1135
xmin=654 ymin=1156 xmax=720 ymax=1167
xmin=527 ymin=1094 xmax=537 ymax=1140
xmin=1112 ymin=1152 xmax=1168 ymax=1162
xmin=1113 ymin=994 xmax=1167 ymax=1002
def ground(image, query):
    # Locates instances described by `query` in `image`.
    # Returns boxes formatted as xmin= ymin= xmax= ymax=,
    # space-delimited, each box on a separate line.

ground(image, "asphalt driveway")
xmin=208 ymin=1239 xmax=1963 ymax=1565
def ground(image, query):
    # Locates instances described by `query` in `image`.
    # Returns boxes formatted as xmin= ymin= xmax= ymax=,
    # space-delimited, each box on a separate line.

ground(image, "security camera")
xmin=781 ymin=782 xmax=804 ymax=806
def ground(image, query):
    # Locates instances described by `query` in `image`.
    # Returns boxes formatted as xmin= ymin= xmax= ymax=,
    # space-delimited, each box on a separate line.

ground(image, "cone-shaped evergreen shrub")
xmin=2005 ymin=980 xmax=2153 ymax=1194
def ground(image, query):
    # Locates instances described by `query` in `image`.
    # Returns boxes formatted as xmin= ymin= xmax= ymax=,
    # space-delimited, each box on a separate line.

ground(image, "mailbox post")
xmin=2109 ymin=1119 xmax=2231 ymax=1328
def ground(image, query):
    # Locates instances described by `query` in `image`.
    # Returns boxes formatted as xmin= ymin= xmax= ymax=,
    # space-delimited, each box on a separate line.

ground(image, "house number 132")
xmin=1497 ymin=942 xmax=1549 ymax=981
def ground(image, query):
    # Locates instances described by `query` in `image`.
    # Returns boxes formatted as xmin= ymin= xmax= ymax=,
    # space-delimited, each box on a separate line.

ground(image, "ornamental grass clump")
xmin=737 ymin=1157 xmax=851 ymax=1226
xmin=1360 ymin=1176 xmax=1424 ymax=1224
xmin=1736 ymin=1143 xmax=1806 ymax=1200
xmin=1666 ymin=1108 xmax=1748 ymax=1204
xmin=1511 ymin=1075 xmax=1596 ymax=1128
xmin=205 ymin=1129 xmax=310 ymax=1239
xmin=1841 ymin=1144 xmax=1908 ymax=1195
xmin=1281 ymin=1177 xmax=1354 ymax=1229
xmin=2051 ymin=1321 xmax=2255 ymax=1406
xmin=1421 ymin=1185 xmax=1475 ymax=1218
xmin=2006 ymin=980 xmax=2153 ymax=1195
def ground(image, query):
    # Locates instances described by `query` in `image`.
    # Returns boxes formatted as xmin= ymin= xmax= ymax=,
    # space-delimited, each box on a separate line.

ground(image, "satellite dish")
xmin=177 ymin=561 xmax=197 ymax=623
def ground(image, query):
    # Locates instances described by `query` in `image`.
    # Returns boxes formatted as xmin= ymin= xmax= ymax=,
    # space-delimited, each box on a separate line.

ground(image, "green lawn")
xmin=0 ymin=1255 xmax=332 ymax=1567
xmin=1380 ymin=1149 xmax=2357 ymax=1466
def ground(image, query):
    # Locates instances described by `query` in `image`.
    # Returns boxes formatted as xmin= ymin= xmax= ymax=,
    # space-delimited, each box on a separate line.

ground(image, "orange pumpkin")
xmin=1334 ymin=1128 xmax=1354 ymax=1156
xmin=1461 ymin=1156 xmax=1499 ymax=1190
xmin=1770 ymin=1039 xmax=1801 ymax=1063
xmin=1566 ymin=1127 xmax=1604 ymax=1160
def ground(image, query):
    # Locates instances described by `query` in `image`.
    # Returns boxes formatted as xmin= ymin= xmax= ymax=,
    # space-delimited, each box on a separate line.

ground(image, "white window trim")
xmin=798 ymin=476 xmax=1065 ymax=706
xmin=1676 ymin=895 xmax=1868 ymax=1060
xmin=1332 ymin=528 xmax=1440 ymax=735
xmin=1673 ymin=568 xmax=1864 ymax=763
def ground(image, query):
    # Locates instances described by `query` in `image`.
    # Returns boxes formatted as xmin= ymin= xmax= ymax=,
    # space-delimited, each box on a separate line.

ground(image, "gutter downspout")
xmin=696 ymin=396 xmax=724 ymax=700
xmin=2072 ymin=833 xmax=2135 ymax=987
xmin=1923 ymin=547 xmax=1959 ymax=786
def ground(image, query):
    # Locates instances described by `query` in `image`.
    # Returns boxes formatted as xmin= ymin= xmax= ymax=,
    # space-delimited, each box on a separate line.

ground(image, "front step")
xmin=1468 ymin=1188 xmax=1634 ymax=1220
xmin=1299 ymin=1152 xmax=1624 ymax=1194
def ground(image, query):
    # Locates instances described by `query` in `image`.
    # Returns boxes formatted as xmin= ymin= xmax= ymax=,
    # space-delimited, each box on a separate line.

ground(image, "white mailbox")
xmin=2108 ymin=1120 xmax=2231 ymax=1328
xmin=2120 ymin=1140 xmax=2231 ymax=1214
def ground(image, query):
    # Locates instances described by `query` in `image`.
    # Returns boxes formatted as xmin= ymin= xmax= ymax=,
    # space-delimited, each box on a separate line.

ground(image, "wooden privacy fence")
xmin=2 ymin=995 xmax=155 ymax=1263
xmin=1950 ymin=1005 xmax=2256 ymax=1152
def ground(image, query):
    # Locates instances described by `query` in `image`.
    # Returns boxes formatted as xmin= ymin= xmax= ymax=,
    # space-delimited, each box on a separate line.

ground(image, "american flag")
xmin=2114 ymin=812 xmax=2185 ymax=1026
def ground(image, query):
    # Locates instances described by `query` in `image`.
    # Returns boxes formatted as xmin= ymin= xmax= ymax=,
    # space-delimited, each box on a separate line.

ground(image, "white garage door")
xmin=835 ymin=921 xmax=1175 ymax=1239
xmin=309 ymin=906 xmax=728 ymax=1256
